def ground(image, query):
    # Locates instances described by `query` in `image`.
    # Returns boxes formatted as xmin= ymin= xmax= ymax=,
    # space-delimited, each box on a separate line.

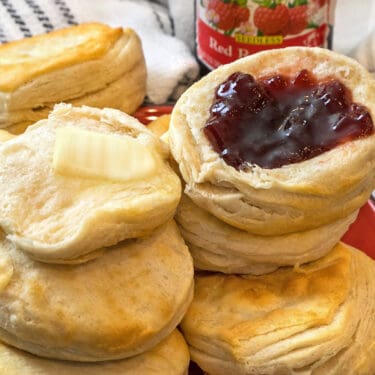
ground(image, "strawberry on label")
xmin=253 ymin=1 xmax=290 ymax=35
xmin=283 ymin=0 xmax=309 ymax=36
xmin=317 ymin=0 xmax=327 ymax=7
xmin=207 ymin=0 xmax=250 ymax=32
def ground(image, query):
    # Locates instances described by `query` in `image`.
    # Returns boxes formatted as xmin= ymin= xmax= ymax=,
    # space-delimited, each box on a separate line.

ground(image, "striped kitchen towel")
xmin=0 ymin=0 xmax=199 ymax=104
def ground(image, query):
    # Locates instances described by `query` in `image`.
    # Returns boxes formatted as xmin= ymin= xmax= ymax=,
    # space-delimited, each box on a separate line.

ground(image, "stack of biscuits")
xmin=1 ymin=21 xmax=375 ymax=375
xmin=0 ymin=103 xmax=193 ymax=374
xmin=168 ymin=47 xmax=375 ymax=374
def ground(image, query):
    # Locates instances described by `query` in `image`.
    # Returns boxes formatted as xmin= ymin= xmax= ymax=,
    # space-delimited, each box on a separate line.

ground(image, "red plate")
xmin=341 ymin=200 xmax=375 ymax=258
xmin=135 ymin=105 xmax=375 ymax=260
xmin=134 ymin=105 xmax=173 ymax=124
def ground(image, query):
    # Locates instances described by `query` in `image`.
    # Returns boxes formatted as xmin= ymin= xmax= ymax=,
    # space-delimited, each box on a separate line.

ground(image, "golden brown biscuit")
xmin=181 ymin=243 xmax=375 ymax=375
xmin=0 ymin=221 xmax=194 ymax=362
xmin=0 ymin=330 xmax=190 ymax=375
xmin=176 ymin=194 xmax=358 ymax=274
xmin=148 ymin=114 xmax=171 ymax=137
xmin=0 ymin=23 xmax=146 ymax=130
xmin=0 ymin=129 xmax=16 ymax=142
xmin=0 ymin=104 xmax=181 ymax=263
xmin=169 ymin=47 xmax=375 ymax=235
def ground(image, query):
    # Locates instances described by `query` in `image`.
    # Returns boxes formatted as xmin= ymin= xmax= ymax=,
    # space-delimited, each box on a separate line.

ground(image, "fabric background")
xmin=0 ymin=0 xmax=374 ymax=103
xmin=0 ymin=0 xmax=199 ymax=104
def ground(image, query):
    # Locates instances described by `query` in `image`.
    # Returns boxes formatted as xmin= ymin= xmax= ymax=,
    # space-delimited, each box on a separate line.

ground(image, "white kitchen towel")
xmin=0 ymin=0 xmax=199 ymax=104
xmin=167 ymin=0 xmax=195 ymax=53
xmin=351 ymin=30 xmax=375 ymax=76
xmin=333 ymin=0 xmax=375 ymax=75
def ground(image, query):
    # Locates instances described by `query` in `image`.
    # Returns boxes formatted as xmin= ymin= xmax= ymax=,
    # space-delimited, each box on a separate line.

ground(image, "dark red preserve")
xmin=203 ymin=70 xmax=374 ymax=169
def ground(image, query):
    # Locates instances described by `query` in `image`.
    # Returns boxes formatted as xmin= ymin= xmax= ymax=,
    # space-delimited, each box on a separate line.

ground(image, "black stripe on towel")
xmin=150 ymin=4 xmax=174 ymax=36
xmin=154 ymin=1 xmax=175 ymax=36
xmin=168 ymin=11 xmax=175 ymax=36
xmin=23 ymin=0 xmax=54 ymax=32
xmin=152 ymin=9 xmax=166 ymax=32
xmin=0 ymin=0 xmax=32 ymax=37
xmin=53 ymin=0 xmax=77 ymax=25
xmin=0 ymin=25 xmax=7 ymax=43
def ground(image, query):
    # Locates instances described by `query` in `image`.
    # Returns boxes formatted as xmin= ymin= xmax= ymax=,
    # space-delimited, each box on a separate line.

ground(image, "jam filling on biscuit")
xmin=203 ymin=70 xmax=374 ymax=169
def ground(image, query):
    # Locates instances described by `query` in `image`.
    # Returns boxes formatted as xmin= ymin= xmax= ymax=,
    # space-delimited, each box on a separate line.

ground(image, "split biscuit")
xmin=169 ymin=47 xmax=375 ymax=235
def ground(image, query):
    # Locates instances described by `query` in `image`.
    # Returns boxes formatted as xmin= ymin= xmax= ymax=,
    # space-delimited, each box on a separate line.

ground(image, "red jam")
xmin=203 ymin=70 xmax=374 ymax=169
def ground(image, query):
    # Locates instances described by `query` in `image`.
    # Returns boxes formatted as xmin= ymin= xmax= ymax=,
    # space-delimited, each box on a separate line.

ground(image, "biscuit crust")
xmin=0 ymin=330 xmax=190 ymax=375
xmin=181 ymin=243 xmax=375 ymax=375
xmin=0 ymin=221 xmax=194 ymax=362
xmin=0 ymin=23 xmax=146 ymax=129
xmin=0 ymin=104 xmax=181 ymax=263
xmin=176 ymin=194 xmax=358 ymax=274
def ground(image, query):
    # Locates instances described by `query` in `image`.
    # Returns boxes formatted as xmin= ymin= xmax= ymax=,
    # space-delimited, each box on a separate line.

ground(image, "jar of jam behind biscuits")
xmin=195 ymin=0 xmax=337 ymax=73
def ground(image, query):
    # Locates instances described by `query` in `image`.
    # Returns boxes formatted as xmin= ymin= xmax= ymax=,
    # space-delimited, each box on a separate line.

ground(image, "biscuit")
xmin=0 ymin=221 xmax=194 ymax=361
xmin=169 ymin=47 xmax=375 ymax=235
xmin=176 ymin=194 xmax=358 ymax=274
xmin=0 ymin=330 xmax=190 ymax=375
xmin=0 ymin=104 xmax=181 ymax=263
xmin=0 ymin=23 xmax=146 ymax=130
xmin=181 ymin=243 xmax=375 ymax=375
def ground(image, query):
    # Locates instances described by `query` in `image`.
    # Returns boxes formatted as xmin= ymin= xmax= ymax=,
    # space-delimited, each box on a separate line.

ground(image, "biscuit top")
xmin=170 ymin=47 xmax=375 ymax=197
xmin=182 ymin=242 xmax=352 ymax=355
xmin=203 ymin=69 xmax=373 ymax=169
xmin=0 ymin=221 xmax=193 ymax=361
xmin=0 ymin=23 xmax=123 ymax=92
xmin=0 ymin=104 xmax=181 ymax=263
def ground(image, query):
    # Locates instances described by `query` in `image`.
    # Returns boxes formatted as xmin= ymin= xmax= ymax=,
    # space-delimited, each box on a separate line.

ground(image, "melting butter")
xmin=53 ymin=126 xmax=159 ymax=182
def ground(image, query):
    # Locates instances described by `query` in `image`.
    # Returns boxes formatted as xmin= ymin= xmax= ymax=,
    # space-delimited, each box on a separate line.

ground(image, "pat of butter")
xmin=0 ymin=129 xmax=16 ymax=142
xmin=53 ymin=126 xmax=158 ymax=182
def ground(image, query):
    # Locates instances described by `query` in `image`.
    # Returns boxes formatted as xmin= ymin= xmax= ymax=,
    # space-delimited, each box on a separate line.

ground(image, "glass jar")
xmin=195 ymin=0 xmax=337 ymax=72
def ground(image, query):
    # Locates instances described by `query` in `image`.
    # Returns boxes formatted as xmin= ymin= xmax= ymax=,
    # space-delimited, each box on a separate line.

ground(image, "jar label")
xmin=196 ymin=0 xmax=335 ymax=70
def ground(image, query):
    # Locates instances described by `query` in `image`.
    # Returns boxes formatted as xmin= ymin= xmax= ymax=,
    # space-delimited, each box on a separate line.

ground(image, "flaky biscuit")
xmin=0 ymin=23 xmax=146 ymax=130
xmin=181 ymin=243 xmax=375 ymax=375
xmin=0 ymin=221 xmax=194 ymax=362
xmin=0 ymin=104 xmax=181 ymax=263
xmin=0 ymin=330 xmax=189 ymax=375
xmin=176 ymin=194 xmax=358 ymax=274
xmin=169 ymin=47 xmax=375 ymax=235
